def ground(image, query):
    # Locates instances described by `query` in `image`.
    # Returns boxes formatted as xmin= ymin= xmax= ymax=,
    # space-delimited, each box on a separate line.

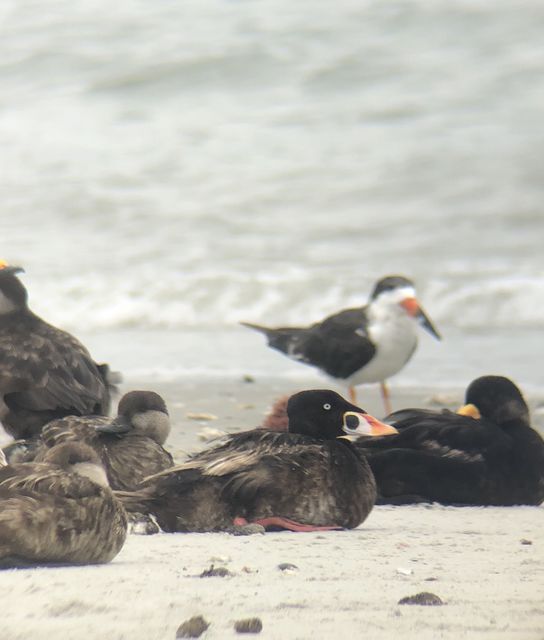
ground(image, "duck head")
xmin=43 ymin=442 xmax=110 ymax=488
xmin=457 ymin=375 xmax=529 ymax=428
xmin=96 ymin=390 xmax=170 ymax=444
xmin=286 ymin=389 xmax=398 ymax=440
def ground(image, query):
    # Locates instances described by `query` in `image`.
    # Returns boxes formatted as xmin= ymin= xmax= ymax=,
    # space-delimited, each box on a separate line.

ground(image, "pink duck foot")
xmin=233 ymin=516 xmax=343 ymax=532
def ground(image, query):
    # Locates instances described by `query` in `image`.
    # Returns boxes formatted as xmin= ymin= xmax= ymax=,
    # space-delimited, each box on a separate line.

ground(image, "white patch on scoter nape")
xmin=0 ymin=290 xmax=18 ymax=315
xmin=71 ymin=462 xmax=110 ymax=488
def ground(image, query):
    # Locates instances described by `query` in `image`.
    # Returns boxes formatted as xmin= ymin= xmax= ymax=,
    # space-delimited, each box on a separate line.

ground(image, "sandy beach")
xmin=1 ymin=376 xmax=544 ymax=640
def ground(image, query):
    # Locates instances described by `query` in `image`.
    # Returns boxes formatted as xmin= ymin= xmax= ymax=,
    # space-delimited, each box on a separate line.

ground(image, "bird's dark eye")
xmin=323 ymin=403 xmax=331 ymax=410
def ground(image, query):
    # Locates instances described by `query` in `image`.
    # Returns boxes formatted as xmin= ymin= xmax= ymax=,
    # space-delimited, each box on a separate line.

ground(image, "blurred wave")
xmin=2 ymin=0 xmax=544 ymax=339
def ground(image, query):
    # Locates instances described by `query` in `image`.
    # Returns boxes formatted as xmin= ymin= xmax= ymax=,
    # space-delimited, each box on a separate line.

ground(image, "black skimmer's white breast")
xmin=241 ymin=275 xmax=441 ymax=413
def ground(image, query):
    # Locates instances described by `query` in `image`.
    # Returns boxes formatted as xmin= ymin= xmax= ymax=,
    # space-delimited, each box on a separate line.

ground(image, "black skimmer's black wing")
xmin=242 ymin=306 xmax=376 ymax=380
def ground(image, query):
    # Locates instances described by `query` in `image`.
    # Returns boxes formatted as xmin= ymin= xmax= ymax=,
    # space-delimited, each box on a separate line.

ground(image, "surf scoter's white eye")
xmin=323 ymin=403 xmax=331 ymax=410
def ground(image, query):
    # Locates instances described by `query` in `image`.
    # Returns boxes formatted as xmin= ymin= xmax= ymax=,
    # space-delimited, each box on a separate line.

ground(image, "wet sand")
xmin=2 ymin=375 xmax=544 ymax=640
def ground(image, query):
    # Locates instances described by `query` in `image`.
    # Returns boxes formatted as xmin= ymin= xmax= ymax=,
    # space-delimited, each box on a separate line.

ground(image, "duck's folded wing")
xmin=360 ymin=411 xmax=510 ymax=461
xmin=175 ymin=431 xmax=310 ymax=470
xmin=0 ymin=463 xmax=102 ymax=499
xmin=0 ymin=329 xmax=110 ymax=415
xmin=40 ymin=418 xmax=107 ymax=449
xmin=220 ymin=443 xmax=326 ymax=505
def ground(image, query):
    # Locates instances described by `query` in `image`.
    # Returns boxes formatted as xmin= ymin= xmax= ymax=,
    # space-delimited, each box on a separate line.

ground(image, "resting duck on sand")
xmin=0 ymin=442 xmax=127 ymax=567
xmin=356 ymin=376 xmax=544 ymax=506
xmin=0 ymin=262 xmax=117 ymax=440
xmin=5 ymin=391 xmax=173 ymax=491
xmin=116 ymin=389 xmax=398 ymax=532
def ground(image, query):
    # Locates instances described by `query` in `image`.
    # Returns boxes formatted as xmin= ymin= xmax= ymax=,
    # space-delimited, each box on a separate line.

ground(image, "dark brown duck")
xmin=27 ymin=390 xmax=173 ymax=491
xmin=117 ymin=389 xmax=398 ymax=532
xmin=0 ymin=441 xmax=128 ymax=567
xmin=357 ymin=376 xmax=544 ymax=506
xmin=0 ymin=262 xmax=116 ymax=440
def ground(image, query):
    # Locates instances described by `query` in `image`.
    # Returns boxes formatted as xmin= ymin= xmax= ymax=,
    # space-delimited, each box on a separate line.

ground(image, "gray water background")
xmin=1 ymin=1 xmax=544 ymax=390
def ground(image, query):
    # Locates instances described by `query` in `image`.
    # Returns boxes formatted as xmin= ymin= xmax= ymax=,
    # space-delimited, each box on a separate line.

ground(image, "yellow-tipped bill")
xmin=0 ymin=261 xmax=24 ymax=275
xmin=456 ymin=403 xmax=481 ymax=419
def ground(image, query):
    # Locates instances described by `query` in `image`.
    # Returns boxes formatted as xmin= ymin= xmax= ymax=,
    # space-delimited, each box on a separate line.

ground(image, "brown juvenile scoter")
xmin=26 ymin=390 xmax=173 ymax=490
xmin=0 ymin=262 xmax=116 ymax=440
xmin=0 ymin=442 xmax=128 ymax=567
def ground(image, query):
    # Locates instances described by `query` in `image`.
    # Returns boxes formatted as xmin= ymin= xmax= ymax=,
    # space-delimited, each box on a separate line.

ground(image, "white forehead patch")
xmin=376 ymin=286 xmax=416 ymax=305
xmin=390 ymin=286 xmax=416 ymax=302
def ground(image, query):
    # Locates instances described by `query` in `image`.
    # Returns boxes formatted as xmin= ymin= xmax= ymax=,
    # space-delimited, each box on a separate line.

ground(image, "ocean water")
xmin=1 ymin=1 xmax=544 ymax=390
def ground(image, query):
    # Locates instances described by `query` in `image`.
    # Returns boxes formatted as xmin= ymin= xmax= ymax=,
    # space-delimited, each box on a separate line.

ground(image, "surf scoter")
xmin=241 ymin=275 xmax=440 ymax=413
xmin=0 ymin=441 xmax=127 ymax=567
xmin=356 ymin=375 xmax=544 ymax=506
xmin=116 ymin=389 xmax=398 ymax=533
xmin=0 ymin=262 xmax=117 ymax=440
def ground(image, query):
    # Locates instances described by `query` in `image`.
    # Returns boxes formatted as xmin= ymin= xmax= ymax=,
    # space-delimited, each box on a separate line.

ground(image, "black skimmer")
xmin=116 ymin=390 xmax=398 ymax=533
xmin=18 ymin=391 xmax=173 ymax=490
xmin=0 ymin=261 xmax=117 ymax=440
xmin=241 ymin=275 xmax=441 ymax=414
xmin=356 ymin=376 xmax=544 ymax=506
xmin=0 ymin=441 xmax=127 ymax=566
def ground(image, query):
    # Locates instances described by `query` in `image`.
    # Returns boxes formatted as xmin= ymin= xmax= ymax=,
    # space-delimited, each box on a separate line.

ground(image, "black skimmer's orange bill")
xmin=241 ymin=275 xmax=440 ymax=414
xmin=115 ymin=390 xmax=398 ymax=533
xmin=0 ymin=261 xmax=118 ymax=440
xmin=356 ymin=376 xmax=544 ymax=506
xmin=23 ymin=391 xmax=173 ymax=491
xmin=0 ymin=441 xmax=127 ymax=567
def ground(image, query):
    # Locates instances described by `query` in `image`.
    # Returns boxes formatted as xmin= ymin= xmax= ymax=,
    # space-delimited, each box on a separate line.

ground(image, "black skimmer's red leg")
xmin=380 ymin=382 xmax=392 ymax=415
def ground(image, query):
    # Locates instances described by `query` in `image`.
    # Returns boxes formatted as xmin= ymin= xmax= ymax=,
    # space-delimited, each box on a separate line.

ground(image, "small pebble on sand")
xmin=398 ymin=592 xmax=444 ymax=606
xmin=200 ymin=565 xmax=232 ymax=578
xmin=234 ymin=618 xmax=263 ymax=634
xmin=278 ymin=563 xmax=299 ymax=572
xmin=176 ymin=615 xmax=210 ymax=638
xmin=186 ymin=412 xmax=218 ymax=421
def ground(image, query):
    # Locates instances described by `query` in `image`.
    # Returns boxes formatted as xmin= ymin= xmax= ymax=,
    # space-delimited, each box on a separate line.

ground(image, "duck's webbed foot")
xmin=128 ymin=512 xmax=161 ymax=535
xmin=233 ymin=516 xmax=343 ymax=532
